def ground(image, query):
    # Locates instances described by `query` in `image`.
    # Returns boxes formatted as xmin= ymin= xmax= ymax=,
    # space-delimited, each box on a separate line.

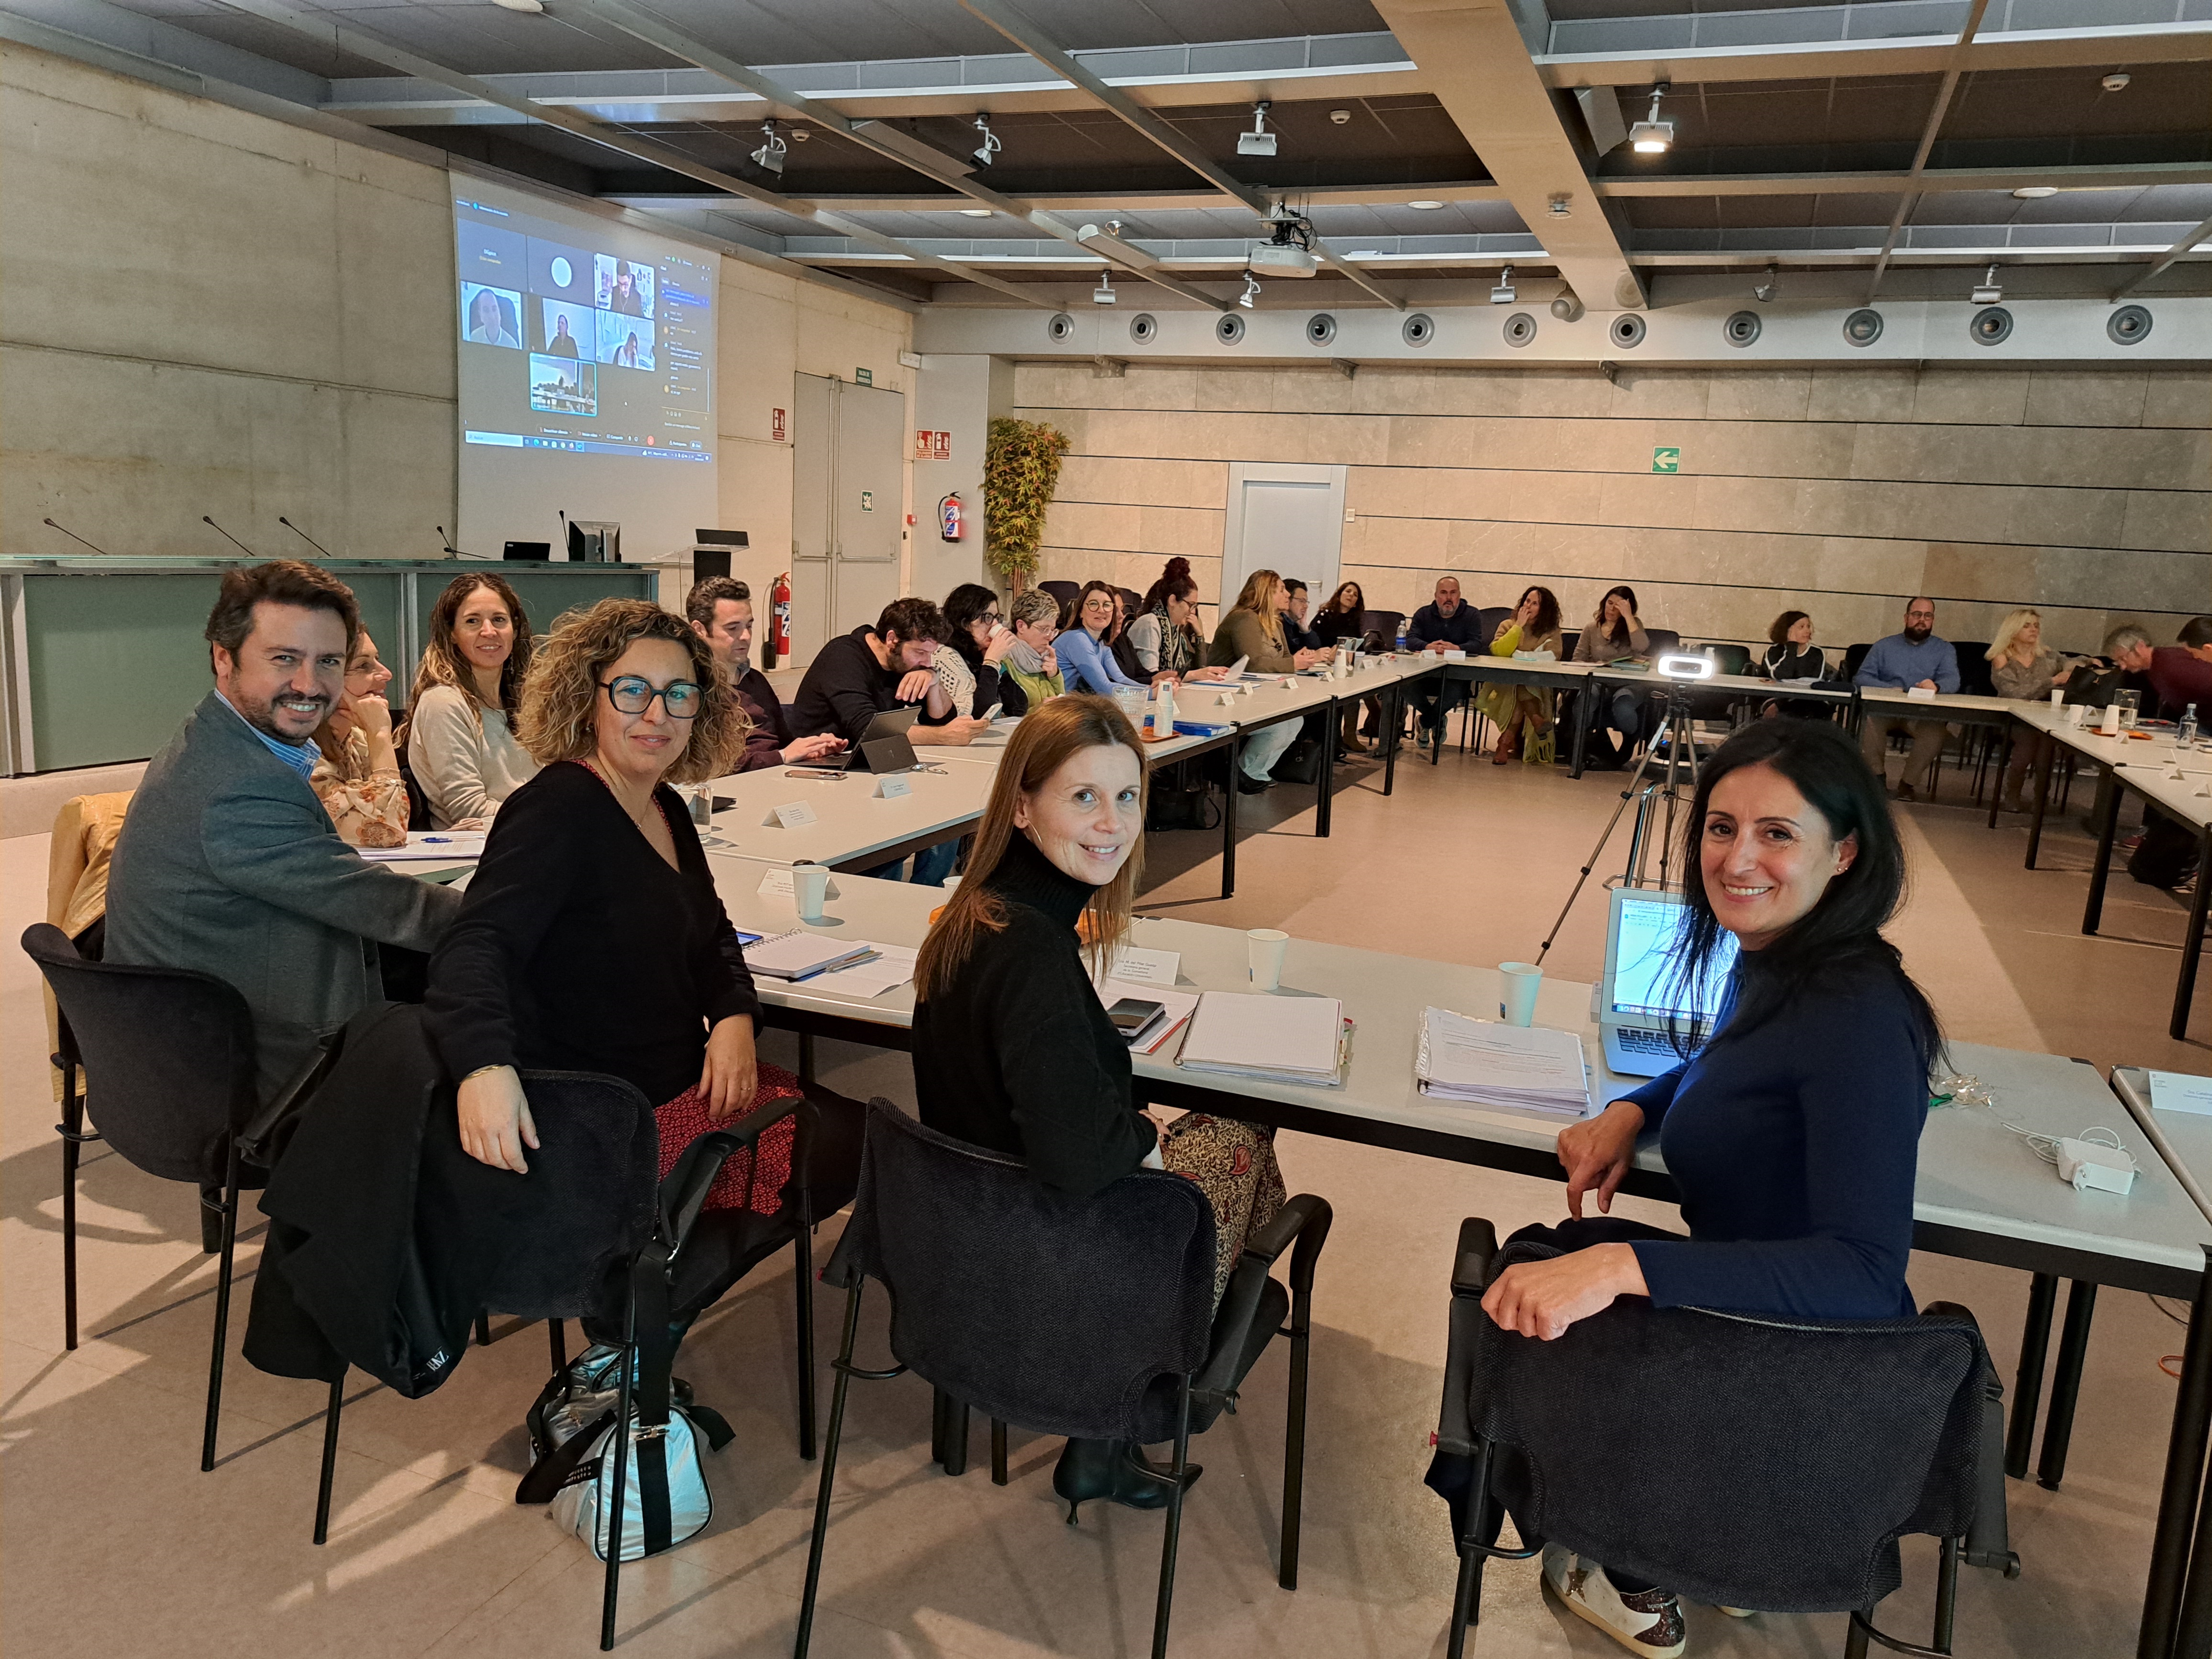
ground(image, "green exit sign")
xmin=855 ymin=367 xmax=873 ymax=385
xmin=1651 ymin=446 xmax=1680 ymax=473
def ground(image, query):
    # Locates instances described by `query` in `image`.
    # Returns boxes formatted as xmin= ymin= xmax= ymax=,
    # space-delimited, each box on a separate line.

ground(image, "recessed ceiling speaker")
xmin=2108 ymin=303 xmax=2154 ymax=346
xmin=1723 ymin=309 xmax=1762 ymax=348
xmin=1305 ymin=313 xmax=1337 ymax=346
xmin=1969 ymin=306 xmax=2013 ymax=347
xmin=1402 ymin=311 xmax=1435 ymax=347
xmin=1129 ymin=312 xmax=1158 ymax=344
xmin=1842 ymin=308 xmax=1884 ymax=347
xmin=1216 ymin=312 xmax=1246 ymax=345
xmin=1502 ymin=311 xmax=1537 ymax=348
xmin=1609 ymin=313 xmax=1647 ymax=349
xmin=1047 ymin=312 xmax=1075 ymax=343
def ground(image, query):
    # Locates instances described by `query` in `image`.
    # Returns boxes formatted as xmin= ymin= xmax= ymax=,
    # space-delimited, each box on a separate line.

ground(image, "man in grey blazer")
xmin=108 ymin=561 xmax=463 ymax=1099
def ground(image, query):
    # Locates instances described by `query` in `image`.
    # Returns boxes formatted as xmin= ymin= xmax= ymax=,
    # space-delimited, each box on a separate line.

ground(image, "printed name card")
xmin=2150 ymin=1070 xmax=2212 ymax=1117
xmin=762 ymin=800 xmax=819 ymax=829
xmin=1107 ymin=946 xmax=1182 ymax=986
xmin=757 ymin=867 xmax=840 ymax=900
xmin=1906 ymin=685 xmax=1939 ymax=701
xmin=873 ymin=774 xmax=912 ymax=799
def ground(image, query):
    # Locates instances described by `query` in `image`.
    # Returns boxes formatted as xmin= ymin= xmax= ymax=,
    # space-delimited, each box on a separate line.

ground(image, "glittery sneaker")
xmin=1542 ymin=1543 xmax=1688 ymax=1658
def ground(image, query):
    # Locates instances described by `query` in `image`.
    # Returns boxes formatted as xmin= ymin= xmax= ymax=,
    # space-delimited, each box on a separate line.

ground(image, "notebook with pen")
xmin=745 ymin=930 xmax=881 ymax=982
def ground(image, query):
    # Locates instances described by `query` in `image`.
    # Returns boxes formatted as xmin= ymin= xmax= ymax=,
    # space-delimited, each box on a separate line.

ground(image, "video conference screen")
xmin=452 ymin=179 xmax=719 ymax=560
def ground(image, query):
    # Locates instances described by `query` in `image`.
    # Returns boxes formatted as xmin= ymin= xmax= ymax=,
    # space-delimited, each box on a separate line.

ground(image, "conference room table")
xmin=707 ymin=856 xmax=2212 ymax=1659
xmin=699 ymin=755 xmax=996 ymax=875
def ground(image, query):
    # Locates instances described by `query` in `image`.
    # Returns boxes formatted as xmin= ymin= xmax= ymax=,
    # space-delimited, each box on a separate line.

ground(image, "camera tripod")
xmin=1535 ymin=676 xmax=1708 ymax=965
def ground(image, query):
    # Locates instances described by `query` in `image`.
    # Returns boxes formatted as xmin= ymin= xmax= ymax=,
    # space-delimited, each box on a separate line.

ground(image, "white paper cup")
xmin=1499 ymin=961 xmax=1542 ymax=1027
xmin=793 ymin=864 xmax=830 ymax=922
xmin=2050 ymin=690 xmax=2065 ymax=708
xmin=1247 ymin=928 xmax=1289 ymax=992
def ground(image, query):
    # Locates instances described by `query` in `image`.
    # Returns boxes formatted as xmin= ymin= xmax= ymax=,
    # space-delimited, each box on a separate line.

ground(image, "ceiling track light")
xmin=750 ymin=118 xmax=787 ymax=175
xmin=1092 ymin=270 xmax=1117 ymax=305
xmin=1238 ymin=100 xmax=1277 ymax=157
xmin=972 ymin=113 xmax=1001 ymax=168
xmin=1489 ymin=265 xmax=1517 ymax=305
xmin=1971 ymin=264 xmax=2003 ymax=305
xmin=1628 ymin=82 xmax=1674 ymax=155
xmin=1754 ymin=265 xmax=1780 ymax=303
xmin=1239 ymin=273 xmax=1262 ymax=310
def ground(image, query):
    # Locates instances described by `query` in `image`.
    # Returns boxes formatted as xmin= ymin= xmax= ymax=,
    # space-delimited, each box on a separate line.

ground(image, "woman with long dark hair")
xmin=1572 ymin=584 xmax=1657 ymax=765
xmin=1057 ymin=580 xmax=1150 ymax=697
xmin=1470 ymin=719 xmax=1940 ymax=1653
xmin=931 ymin=581 xmax=1016 ymax=720
xmin=1472 ymin=585 xmax=1563 ymax=765
xmin=405 ymin=572 xmax=537 ymax=827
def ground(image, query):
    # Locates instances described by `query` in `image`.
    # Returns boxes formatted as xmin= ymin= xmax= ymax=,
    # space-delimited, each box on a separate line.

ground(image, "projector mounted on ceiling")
xmin=1250 ymin=202 xmax=1317 ymax=277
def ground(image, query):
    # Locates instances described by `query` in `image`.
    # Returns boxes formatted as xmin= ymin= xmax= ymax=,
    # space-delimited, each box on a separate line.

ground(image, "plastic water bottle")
xmin=2180 ymin=704 xmax=2200 ymax=748
xmin=1394 ymin=616 xmax=1409 ymax=653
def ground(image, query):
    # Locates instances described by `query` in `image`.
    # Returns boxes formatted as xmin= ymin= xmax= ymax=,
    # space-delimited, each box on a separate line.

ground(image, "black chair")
xmin=1434 ymin=1220 xmax=2017 ymax=1659
xmin=22 ymin=922 xmax=263 ymax=1472
xmin=1710 ymin=642 xmax=1752 ymax=677
xmin=1843 ymin=641 xmax=1875 ymax=684
xmin=1038 ymin=579 xmax=1081 ymax=620
xmin=397 ymin=750 xmax=432 ymax=831
xmin=797 ymin=1103 xmax=1333 ymax=1659
xmin=1643 ymin=626 xmax=1682 ymax=658
xmin=1357 ymin=608 xmax=1405 ymax=647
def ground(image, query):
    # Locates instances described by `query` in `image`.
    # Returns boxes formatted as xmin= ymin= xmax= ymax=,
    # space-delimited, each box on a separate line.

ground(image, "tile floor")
xmin=2 ymin=736 xmax=2203 ymax=1658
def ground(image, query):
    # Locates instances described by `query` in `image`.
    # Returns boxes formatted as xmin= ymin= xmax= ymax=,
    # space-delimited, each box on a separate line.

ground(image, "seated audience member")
xmin=310 ymin=628 xmax=408 ymax=848
xmin=428 ymin=600 xmax=860 ymax=1356
xmin=933 ymin=582 xmax=1017 ymax=721
xmin=1058 ymin=581 xmax=1150 ymax=697
xmin=2107 ymin=617 xmax=2212 ymax=719
xmin=1853 ymin=596 xmax=1959 ymax=803
xmin=1280 ymin=579 xmax=1323 ymax=652
xmin=1987 ymin=608 xmax=2074 ymax=813
xmin=1462 ymin=717 xmax=1937 ymax=1652
xmin=1473 ymin=586 xmax=1563 ymax=765
xmin=790 ymin=597 xmax=987 ymax=749
xmin=1313 ymin=579 xmax=1380 ymax=752
xmin=107 ymin=561 xmax=462 ymax=1098
xmin=1107 ymin=589 xmax=1147 ymax=683
xmin=1002 ymin=588 xmax=1066 ymax=713
xmin=1406 ymin=576 xmax=1486 ymax=747
xmin=1208 ymin=569 xmax=1326 ymax=793
xmin=1761 ymin=610 xmax=1828 ymax=682
xmin=911 ymin=695 xmax=1284 ymax=1515
xmin=1567 ymin=586 xmax=1660 ymax=767
xmin=406 ymin=573 xmax=538 ymax=828
xmin=685 ymin=576 xmax=844 ymax=771
xmin=1121 ymin=561 xmax=1230 ymax=689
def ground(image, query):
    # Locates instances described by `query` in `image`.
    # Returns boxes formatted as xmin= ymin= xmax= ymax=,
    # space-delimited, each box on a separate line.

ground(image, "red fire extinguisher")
xmin=770 ymin=571 xmax=793 ymax=664
xmin=939 ymin=491 xmax=963 ymax=542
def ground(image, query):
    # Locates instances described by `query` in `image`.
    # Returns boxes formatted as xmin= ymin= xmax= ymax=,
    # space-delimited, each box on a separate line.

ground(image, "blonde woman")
xmin=1987 ymin=608 xmax=2074 ymax=812
xmin=405 ymin=572 xmax=538 ymax=828
xmin=911 ymin=696 xmax=1284 ymax=1515
xmin=1206 ymin=568 xmax=1327 ymax=792
xmin=310 ymin=629 xmax=409 ymax=848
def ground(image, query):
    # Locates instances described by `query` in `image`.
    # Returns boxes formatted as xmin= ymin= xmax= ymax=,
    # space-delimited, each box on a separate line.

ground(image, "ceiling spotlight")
xmin=1238 ymin=100 xmax=1277 ymax=158
xmin=1547 ymin=192 xmax=1572 ymax=218
xmin=1550 ymin=292 xmax=1584 ymax=322
xmin=1328 ymin=108 xmax=1351 ymax=125
xmin=1489 ymin=266 xmax=1517 ymax=305
xmin=750 ymin=119 xmax=787 ymax=175
xmin=1407 ymin=199 xmax=1445 ymax=210
xmin=1971 ymin=263 xmax=2003 ymax=306
xmin=2102 ymin=71 xmax=2132 ymax=92
xmin=972 ymin=113 xmax=1001 ymax=167
xmin=2012 ymin=186 xmax=2058 ymax=199
xmin=1628 ymin=83 xmax=1674 ymax=154
xmin=1239 ymin=273 xmax=1261 ymax=310
xmin=1093 ymin=271 xmax=1117 ymax=305
xmin=1754 ymin=265 xmax=1780 ymax=303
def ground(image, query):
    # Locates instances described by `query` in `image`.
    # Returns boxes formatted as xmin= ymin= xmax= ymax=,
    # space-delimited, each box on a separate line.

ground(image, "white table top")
xmin=699 ymin=759 xmax=993 ymax=869
xmin=1861 ymin=686 xmax=2028 ymax=719
xmin=2019 ymin=707 xmax=2212 ymax=828
xmin=2112 ymin=1067 xmax=2212 ymax=1231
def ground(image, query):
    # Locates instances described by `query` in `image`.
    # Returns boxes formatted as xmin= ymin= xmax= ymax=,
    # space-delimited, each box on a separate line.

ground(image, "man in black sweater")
xmin=791 ymin=597 xmax=988 ymax=749
xmin=1406 ymin=575 xmax=1486 ymax=744
xmin=685 ymin=576 xmax=846 ymax=770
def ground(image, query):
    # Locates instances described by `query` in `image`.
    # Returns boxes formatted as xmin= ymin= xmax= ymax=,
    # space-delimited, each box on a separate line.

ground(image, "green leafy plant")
xmin=981 ymin=417 xmax=1071 ymax=592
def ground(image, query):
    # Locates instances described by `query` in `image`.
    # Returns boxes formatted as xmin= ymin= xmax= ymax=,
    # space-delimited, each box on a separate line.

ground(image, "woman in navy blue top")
xmin=1476 ymin=717 xmax=1941 ymax=1654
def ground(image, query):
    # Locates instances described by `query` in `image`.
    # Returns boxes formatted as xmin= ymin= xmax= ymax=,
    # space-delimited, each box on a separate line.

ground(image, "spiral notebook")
xmin=745 ymin=930 xmax=880 ymax=982
xmin=1174 ymin=991 xmax=1350 ymax=1088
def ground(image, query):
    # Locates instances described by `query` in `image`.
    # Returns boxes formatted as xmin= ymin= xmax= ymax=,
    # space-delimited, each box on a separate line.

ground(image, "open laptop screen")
xmin=1609 ymin=892 xmax=1737 ymax=1021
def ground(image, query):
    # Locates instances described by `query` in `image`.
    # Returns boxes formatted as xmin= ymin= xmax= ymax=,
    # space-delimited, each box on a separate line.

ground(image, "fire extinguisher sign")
xmin=914 ymin=429 xmax=952 ymax=460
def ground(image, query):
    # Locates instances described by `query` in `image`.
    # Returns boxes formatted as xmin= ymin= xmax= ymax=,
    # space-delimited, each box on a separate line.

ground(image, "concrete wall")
xmin=908 ymin=354 xmax=1008 ymax=605
xmin=0 ymin=41 xmax=458 ymax=561
xmin=1019 ymin=359 xmax=2212 ymax=656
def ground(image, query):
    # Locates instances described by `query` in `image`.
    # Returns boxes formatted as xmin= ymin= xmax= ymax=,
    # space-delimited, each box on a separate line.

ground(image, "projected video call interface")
xmin=455 ymin=196 xmax=710 ymax=464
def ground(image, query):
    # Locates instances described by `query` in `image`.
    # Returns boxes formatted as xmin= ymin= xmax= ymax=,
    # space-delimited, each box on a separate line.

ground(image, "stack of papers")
xmin=1415 ymin=1006 xmax=1592 ymax=1118
xmin=1094 ymin=977 xmax=1199 ymax=1054
xmin=1175 ymin=991 xmax=1350 ymax=1088
xmin=359 ymin=831 xmax=488 ymax=863
xmin=811 ymin=942 xmax=917 ymax=998
xmin=747 ymin=930 xmax=881 ymax=982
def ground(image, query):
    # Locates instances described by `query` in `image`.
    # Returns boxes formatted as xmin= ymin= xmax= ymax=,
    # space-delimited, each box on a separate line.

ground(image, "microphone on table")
xmin=277 ymin=516 xmax=334 ymax=558
xmin=436 ymin=525 xmax=458 ymax=554
xmin=202 ymin=516 xmax=258 ymax=557
xmin=42 ymin=518 xmax=111 ymax=555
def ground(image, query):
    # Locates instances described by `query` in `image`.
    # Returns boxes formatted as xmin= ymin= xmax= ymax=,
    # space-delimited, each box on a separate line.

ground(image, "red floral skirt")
xmin=653 ymin=1061 xmax=803 ymax=1215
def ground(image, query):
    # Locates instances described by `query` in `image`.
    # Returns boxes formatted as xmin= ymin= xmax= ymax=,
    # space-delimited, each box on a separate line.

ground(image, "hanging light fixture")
xmin=1239 ymin=273 xmax=1262 ymax=310
xmin=1238 ymin=100 xmax=1278 ymax=157
xmin=1093 ymin=270 xmax=1117 ymax=305
xmin=1628 ymin=84 xmax=1674 ymax=154
xmin=1489 ymin=266 xmax=1517 ymax=305
xmin=1971 ymin=264 xmax=2003 ymax=305
xmin=972 ymin=113 xmax=1001 ymax=167
xmin=1754 ymin=265 xmax=1780 ymax=303
xmin=750 ymin=119 xmax=787 ymax=175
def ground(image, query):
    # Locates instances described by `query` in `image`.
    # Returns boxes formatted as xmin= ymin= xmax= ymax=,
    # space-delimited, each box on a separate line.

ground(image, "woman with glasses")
xmin=932 ymin=582 xmax=1017 ymax=722
xmin=310 ymin=629 xmax=409 ymax=847
xmin=428 ymin=598 xmax=812 ymax=1222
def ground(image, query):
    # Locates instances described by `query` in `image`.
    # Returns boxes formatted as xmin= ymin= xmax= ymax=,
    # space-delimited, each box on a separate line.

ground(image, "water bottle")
xmin=1394 ymin=616 xmax=1409 ymax=653
xmin=2180 ymin=703 xmax=2200 ymax=748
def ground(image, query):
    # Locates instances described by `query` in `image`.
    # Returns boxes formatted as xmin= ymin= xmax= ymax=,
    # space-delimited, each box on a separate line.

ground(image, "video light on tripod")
xmin=1656 ymin=653 xmax=1714 ymax=681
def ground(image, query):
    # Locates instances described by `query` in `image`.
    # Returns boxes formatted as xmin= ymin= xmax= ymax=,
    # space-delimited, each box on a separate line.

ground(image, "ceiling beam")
xmin=1864 ymin=0 xmax=1991 ymax=304
xmin=953 ymin=0 xmax=1406 ymax=310
xmin=206 ymin=0 xmax=1057 ymax=309
xmin=548 ymin=0 xmax=1225 ymax=310
xmin=1364 ymin=0 xmax=1642 ymax=310
xmin=2115 ymin=209 xmax=2212 ymax=298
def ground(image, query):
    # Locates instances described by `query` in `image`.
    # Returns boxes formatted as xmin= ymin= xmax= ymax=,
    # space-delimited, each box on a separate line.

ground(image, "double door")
xmin=791 ymin=374 xmax=905 ymax=660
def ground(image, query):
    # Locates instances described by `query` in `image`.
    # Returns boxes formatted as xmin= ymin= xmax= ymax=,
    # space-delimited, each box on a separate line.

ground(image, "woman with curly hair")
xmin=405 ymin=572 xmax=538 ymax=828
xmin=425 ymin=599 xmax=834 ymax=1230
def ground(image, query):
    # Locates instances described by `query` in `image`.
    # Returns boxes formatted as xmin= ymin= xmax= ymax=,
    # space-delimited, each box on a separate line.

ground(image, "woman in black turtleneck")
xmin=911 ymin=694 xmax=1283 ymax=1519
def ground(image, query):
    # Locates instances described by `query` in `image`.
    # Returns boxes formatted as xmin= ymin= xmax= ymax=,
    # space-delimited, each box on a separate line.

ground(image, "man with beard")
xmin=1853 ymin=595 xmax=1959 ymax=802
xmin=107 ymin=562 xmax=461 ymax=1098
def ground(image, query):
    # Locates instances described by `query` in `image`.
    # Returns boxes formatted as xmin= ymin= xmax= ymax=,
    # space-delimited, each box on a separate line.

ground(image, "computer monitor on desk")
xmin=1599 ymin=886 xmax=1737 ymax=1077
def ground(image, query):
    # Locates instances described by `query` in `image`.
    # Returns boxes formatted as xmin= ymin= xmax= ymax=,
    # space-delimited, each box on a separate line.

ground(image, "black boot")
xmin=1051 ymin=1438 xmax=1201 ymax=1523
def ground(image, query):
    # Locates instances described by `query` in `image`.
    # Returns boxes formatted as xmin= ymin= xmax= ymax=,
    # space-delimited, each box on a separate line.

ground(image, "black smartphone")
xmin=1106 ymin=996 xmax=1165 ymax=1035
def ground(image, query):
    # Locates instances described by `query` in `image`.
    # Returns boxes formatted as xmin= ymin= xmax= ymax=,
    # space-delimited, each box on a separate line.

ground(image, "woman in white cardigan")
xmin=404 ymin=572 xmax=539 ymax=828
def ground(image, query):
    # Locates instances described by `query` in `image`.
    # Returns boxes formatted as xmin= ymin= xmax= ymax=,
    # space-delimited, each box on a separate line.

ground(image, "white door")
xmin=790 ymin=374 xmax=836 ymax=660
xmin=1221 ymin=463 xmax=1346 ymax=611
xmin=789 ymin=375 xmax=909 ymax=655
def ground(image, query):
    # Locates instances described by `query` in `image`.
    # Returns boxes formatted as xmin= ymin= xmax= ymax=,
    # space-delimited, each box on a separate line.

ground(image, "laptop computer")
xmin=1599 ymin=886 xmax=1737 ymax=1077
xmin=812 ymin=707 xmax=919 ymax=772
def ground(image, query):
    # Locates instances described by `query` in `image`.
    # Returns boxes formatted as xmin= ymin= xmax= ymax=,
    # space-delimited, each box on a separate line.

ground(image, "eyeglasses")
xmin=600 ymin=675 xmax=703 ymax=719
